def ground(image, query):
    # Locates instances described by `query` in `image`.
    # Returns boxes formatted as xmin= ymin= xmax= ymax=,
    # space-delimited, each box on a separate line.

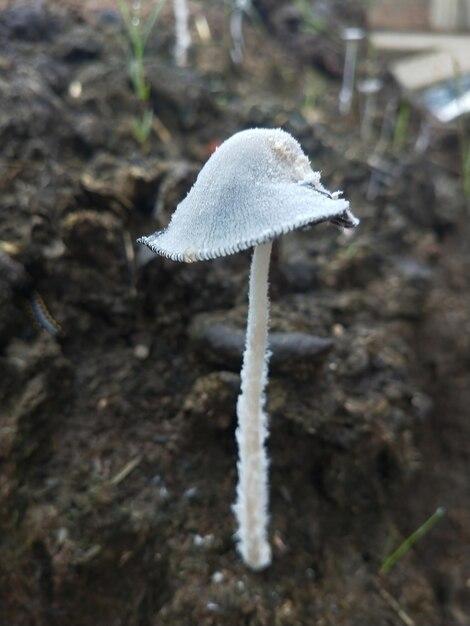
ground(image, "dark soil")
xmin=0 ymin=2 xmax=468 ymax=625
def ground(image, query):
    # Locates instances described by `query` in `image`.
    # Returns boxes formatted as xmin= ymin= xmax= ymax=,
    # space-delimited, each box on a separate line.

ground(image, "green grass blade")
xmin=392 ymin=103 xmax=411 ymax=152
xmin=132 ymin=109 xmax=154 ymax=145
xmin=116 ymin=0 xmax=133 ymax=39
xmin=380 ymin=507 xmax=446 ymax=575
xmin=142 ymin=0 xmax=166 ymax=46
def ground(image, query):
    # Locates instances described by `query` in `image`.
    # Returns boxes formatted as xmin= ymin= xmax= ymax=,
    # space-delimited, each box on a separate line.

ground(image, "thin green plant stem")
xmin=117 ymin=0 xmax=166 ymax=102
xmin=132 ymin=109 xmax=154 ymax=146
xmin=392 ymin=103 xmax=411 ymax=152
xmin=451 ymin=58 xmax=470 ymax=201
xmin=116 ymin=1 xmax=166 ymax=146
xmin=117 ymin=0 xmax=165 ymax=46
xmin=380 ymin=507 xmax=446 ymax=575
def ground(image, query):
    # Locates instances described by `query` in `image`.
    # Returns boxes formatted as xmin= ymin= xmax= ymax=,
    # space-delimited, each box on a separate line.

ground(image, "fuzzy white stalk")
xmin=361 ymin=92 xmax=376 ymax=141
xmin=234 ymin=241 xmax=272 ymax=570
xmin=339 ymin=39 xmax=359 ymax=115
xmin=230 ymin=4 xmax=245 ymax=65
xmin=173 ymin=0 xmax=191 ymax=67
xmin=338 ymin=29 xmax=364 ymax=116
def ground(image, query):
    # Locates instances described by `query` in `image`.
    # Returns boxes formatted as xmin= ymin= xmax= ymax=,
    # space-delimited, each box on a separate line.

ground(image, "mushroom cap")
xmin=342 ymin=27 xmax=365 ymax=42
xmin=138 ymin=128 xmax=359 ymax=262
xmin=358 ymin=78 xmax=383 ymax=94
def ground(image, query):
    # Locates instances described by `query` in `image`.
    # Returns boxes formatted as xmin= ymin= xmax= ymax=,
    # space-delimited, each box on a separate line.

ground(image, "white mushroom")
xmin=339 ymin=27 xmax=365 ymax=116
xmin=230 ymin=0 xmax=251 ymax=65
xmin=173 ymin=0 xmax=191 ymax=68
xmin=357 ymin=78 xmax=383 ymax=141
xmin=138 ymin=128 xmax=359 ymax=570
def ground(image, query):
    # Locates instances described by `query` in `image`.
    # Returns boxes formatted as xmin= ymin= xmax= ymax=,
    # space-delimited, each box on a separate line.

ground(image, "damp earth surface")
xmin=0 ymin=1 xmax=469 ymax=625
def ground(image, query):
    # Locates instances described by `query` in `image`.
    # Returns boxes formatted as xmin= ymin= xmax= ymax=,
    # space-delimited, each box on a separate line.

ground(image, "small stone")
xmin=411 ymin=392 xmax=433 ymax=418
xmin=158 ymin=486 xmax=170 ymax=500
xmin=211 ymin=571 xmax=224 ymax=584
xmin=305 ymin=567 xmax=317 ymax=580
xmin=134 ymin=344 xmax=150 ymax=360
xmin=183 ymin=486 xmax=199 ymax=500
xmin=193 ymin=533 xmax=214 ymax=548
xmin=272 ymin=532 xmax=288 ymax=554
xmin=68 ymin=80 xmax=82 ymax=99
xmin=97 ymin=397 xmax=109 ymax=411
xmin=332 ymin=323 xmax=344 ymax=337
xmin=189 ymin=313 xmax=333 ymax=373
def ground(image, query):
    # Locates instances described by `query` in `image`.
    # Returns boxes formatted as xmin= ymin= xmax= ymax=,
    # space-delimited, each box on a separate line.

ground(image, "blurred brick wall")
xmin=369 ymin=0 xmax=430 ymax=31
xmin=369 ymin=0 xmax=470 ymax=31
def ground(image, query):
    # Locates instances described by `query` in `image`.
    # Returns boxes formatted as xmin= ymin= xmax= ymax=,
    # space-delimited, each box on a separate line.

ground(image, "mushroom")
xmin=338 ymin=27 xmax=365 ymax=116
xmin=357 ymin=78 xmax=383 ymax=141
xmin=173 ymin=0 xmax=191 ymax=68
xmin=230 ymin=0 xmax=251 ymax=65
xmin=138 ymin=128 xmax=359 ymax=570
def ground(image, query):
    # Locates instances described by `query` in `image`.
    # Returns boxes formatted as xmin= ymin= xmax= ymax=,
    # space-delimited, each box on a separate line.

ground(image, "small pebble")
xmin=212 ymin=571 xmax=224 ymax=584
xmin=193 ymin=534 xmax=214 ymax=548
xmin=134 ymin=344 xmax=150 ymax=360
xmin=183 ymin=486 xmax=199 ymax=500
xmin=332 ymin=323 xmax=344 ymax=337
xmin=306 ymin=567 xmax=317 ymax=580
xmin=190 ymin=315 xmax=333 ymax=372
xmin=68 ymin=80 xmax=82 ymax=98
xmin=97 ymin=397 xmax=109 ymax=410
xmin=158 ymin=486 xmax=169 ymax=500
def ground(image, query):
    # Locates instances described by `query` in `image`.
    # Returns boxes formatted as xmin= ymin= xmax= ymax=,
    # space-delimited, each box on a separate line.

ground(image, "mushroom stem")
xmin=173 ymin=0 xmax=191 ymax=67
xmin=235 ymin=241 xmax=273 ymax=570
xmin=361 ymin=91 xmax=376 ymax=141
xmin=230 ymin=3 xmax=245 ymax=65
